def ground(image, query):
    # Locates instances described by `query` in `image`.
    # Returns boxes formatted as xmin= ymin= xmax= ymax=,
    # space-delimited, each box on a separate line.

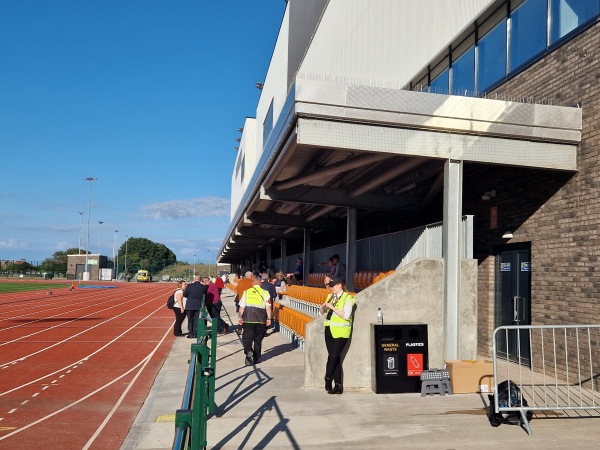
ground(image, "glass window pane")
xmin=430 ymin=68 xmax=449 ymax=94
xmin=452 ymin=46 xmax=475 ymax=96
xmin=478 ymin=19 xmax=507 ymax=92
xmin=510 ymin=0 xmax=548 ymax=70
xmin=551 ymin=0 xmax=600 ymax=42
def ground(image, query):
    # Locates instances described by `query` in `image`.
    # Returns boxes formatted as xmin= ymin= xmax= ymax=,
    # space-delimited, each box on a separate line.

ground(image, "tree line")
xmin=6 ymin=237 xmax=178 ymax=275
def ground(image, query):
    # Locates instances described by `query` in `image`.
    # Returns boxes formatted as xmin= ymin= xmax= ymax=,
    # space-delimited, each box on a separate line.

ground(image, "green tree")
xmin=41 ymin=248 xmax=89 ymax=273
xmin=118 ymin=237 xmax=176 ymax=274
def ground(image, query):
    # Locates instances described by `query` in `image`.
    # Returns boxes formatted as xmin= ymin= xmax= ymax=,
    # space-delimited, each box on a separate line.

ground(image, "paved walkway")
xmin=122 ymin=290 xmax=600 ymax=449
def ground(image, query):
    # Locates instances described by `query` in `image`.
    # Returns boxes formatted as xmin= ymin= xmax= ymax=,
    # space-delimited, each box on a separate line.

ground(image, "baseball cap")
xmin=326 ymin=275 xmax=343 ymax=287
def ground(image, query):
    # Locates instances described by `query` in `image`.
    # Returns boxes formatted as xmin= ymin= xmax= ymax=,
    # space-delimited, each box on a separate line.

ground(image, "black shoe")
xmin=254 ymin=358 xmax=260 ymax=364
xmin=245 ymin=351 xmax=253 ymax=366
xmin=187 ymin=335 xmax=196 ymax=339
xmin=325 ymin=378 xmax=333 ymax=391
xmin=327 ymin=384 xmax=343 ymax=395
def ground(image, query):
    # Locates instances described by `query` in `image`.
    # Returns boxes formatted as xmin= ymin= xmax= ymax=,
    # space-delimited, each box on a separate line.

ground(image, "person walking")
xmin=238 ymin=272 xmax=272 ymax=365
xmin=320 ymin=275 xmax=355 ymax=394
xmin=183 ymin=275 xmax=208 ymax=339
xmin=172 ymin=281 xmax=187 ymax=336
xmin=202 ymin=276 xmax=229 ymax=334
xmin=235 ymin=271 xmax=253 ymax=313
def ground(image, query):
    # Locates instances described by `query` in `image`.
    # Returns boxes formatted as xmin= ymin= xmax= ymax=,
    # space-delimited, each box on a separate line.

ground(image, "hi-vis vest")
xmin=324 ymin=292 xmax=355 ymax=338
xmin=242 ymin=286 xmax=270 ymax=323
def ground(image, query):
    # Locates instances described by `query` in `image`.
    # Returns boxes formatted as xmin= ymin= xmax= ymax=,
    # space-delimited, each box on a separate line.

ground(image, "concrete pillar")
xmin=280 ymin=238 xmax=287 ymax=273
xmin=303 ymin=228 xmax=311 ymax=284
xmin=443 ymin=158 xmax=463 ymax=360
xmin=346 ymin=207 xmax=357 ymax=292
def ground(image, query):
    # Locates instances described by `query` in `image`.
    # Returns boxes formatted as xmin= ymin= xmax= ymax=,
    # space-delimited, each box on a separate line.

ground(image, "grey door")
xmin=496 ymin=245 xmax=531 ymax=365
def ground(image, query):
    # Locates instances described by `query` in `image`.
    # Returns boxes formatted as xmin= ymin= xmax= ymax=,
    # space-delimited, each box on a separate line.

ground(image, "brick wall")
xmin=466 ymin=22 xmax=600 ymax=356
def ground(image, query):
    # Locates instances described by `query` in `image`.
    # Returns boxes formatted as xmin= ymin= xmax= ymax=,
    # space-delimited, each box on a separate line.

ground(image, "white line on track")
xmin=0 ymin=304 xmax=172 ymax=398
xmin=0 ymin=295 xmax=162 ymax=367
xmin=0 ymin=288 xmax=139 ymax=324
xmin=0 ymin=324 xmax=172 ymax=444
xmin=0 ymin=288 xmax=160 ymax=340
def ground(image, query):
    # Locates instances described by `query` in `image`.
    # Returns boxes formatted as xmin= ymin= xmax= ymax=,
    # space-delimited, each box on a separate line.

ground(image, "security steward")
xmin=238 ymin=272 xmax=272 ymax=365
xmin=320 ymin=275 xmax=355 ymax=394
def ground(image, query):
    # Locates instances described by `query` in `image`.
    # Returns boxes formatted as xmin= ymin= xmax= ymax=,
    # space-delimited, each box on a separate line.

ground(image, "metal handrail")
xmin=173 ymin=309 xmax=218 ymax=450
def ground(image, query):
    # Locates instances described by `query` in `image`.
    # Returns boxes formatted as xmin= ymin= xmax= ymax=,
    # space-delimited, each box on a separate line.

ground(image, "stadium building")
xmin=218 ymin=0 xmax=598 ymax=390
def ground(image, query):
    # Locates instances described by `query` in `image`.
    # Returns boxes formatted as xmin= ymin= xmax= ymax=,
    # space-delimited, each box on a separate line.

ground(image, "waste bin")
xmin=372 ymin=324 xmax=428 ymax=393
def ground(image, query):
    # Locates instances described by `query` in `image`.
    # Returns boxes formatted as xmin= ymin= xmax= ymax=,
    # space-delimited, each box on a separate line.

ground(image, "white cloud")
xmin=140 ymin=197 xmax=230 ymax=220
xmin=0 ymin=239 xmax=29 ymax=249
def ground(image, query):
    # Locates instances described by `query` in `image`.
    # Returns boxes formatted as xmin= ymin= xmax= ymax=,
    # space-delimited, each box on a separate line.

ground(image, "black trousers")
xmin=186 ymin=309 xmax=200 ymax=337
xmin=208 ymin=301 xmax=228 ymax=332
xmin=325 ymin=327 xmax=349 ymax=385
xmin=242 ymin=322 xmax=267 ymax=360
xmin=172 ymin=307 xmax=186 ymax=336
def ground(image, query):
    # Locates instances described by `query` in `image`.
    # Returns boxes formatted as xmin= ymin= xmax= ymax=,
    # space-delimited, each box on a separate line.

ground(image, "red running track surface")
xmin=0 ymin=280 xmax=179 ymax=449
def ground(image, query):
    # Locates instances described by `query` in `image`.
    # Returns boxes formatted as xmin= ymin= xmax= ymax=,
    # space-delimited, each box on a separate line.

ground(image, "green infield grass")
xmin=0 ymin=282 xmax=71 ymax=294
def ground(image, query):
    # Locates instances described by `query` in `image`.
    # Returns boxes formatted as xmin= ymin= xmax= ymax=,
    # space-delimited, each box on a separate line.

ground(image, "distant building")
xmin=67 ymin=254 xmax=108 ymax=280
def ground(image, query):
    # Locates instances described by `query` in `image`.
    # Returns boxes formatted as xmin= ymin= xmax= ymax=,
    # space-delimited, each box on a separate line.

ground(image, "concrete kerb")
xmin=123 ymin=289 xmax=600 ymax=449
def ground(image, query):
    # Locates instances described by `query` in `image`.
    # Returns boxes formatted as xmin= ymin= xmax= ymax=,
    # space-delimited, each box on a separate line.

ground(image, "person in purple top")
xmin=202 ymin=276 xmax=229 ymax=334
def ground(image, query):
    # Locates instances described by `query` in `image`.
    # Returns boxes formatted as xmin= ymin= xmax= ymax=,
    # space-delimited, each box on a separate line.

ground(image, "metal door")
xmin=496 ymin=245 xmax=531 ymax=365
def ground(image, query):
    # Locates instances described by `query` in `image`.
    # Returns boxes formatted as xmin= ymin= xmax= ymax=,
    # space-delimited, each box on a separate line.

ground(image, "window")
xmin=452 ymin=46 xmax=475 ymax=95
xmin=510 ymin=0 xmax=547 ymax=71
xmin=550 ymin=0 xmax=600 ymax=42
xmin=478 ymin=18 xmax=507 ymax=92
xmin=263 ymin=100 xmax=274 ymax=149
xmin=430 ymin=58 xmax=450 ymax=95
xmin=430 ymin=68 xmax=449 ymax=94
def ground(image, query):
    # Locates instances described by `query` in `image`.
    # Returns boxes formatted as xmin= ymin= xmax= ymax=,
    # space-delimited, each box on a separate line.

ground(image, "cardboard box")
xmin=445 ymin=360 xmax=494 ymax=394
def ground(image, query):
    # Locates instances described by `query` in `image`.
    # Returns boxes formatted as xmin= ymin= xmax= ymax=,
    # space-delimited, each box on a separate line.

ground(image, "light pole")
xmin=207 ymin=249 xmax=211 ymax=278
xmin=78 ymin=212 xmax=84 ymax=255
xmin=125 ymin=235 xmax=129 ymax=275
xmin=98 ymin=221 xmax=104 ymax=255
xmin=193 ymin=254 xmax=196 ymax=278
xmin=113 ymin=230 xmax=119 ymax=277
xmin=82 ymin=177 xmax=97 ymax=280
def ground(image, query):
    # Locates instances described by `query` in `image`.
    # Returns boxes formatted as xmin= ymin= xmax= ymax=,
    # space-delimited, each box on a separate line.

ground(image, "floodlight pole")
xmin=125 ymin=235 xmax=129 ymax=275
xmin=78 ymin=212 xmax=84 ymax=255
xmin=82 ymin=177 xmax=97 ymax=280
xmin=208 ymin=249 xmax=211 ymax=278
xmin=114 ymin=230 xmax=119 ymax=277
xmin=98 ymin=221 xmax=104 ymax=255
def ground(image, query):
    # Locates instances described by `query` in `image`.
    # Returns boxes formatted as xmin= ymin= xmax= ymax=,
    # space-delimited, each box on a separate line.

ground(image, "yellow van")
xmin=137 ymin=270 xmax=151 ymax=282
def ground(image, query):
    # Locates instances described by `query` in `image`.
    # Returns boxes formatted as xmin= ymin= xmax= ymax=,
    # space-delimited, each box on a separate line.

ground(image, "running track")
xmin=0 ymin=280 xmax=177 ymax=449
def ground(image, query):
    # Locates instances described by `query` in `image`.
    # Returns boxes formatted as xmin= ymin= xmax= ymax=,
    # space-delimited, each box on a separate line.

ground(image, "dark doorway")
xmin=495 ymin=243 xmax=531 ymax=365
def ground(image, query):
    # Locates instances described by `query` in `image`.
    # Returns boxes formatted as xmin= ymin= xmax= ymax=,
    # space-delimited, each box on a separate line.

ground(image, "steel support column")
xmin=346 ymin=207 xmax=357 ymax=292
xmin=443 ymin=158 xmax=463 ymax=360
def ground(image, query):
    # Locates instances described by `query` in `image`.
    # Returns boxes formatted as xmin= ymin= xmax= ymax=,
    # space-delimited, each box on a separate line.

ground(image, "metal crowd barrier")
xmin=173 ymin=310 xmax=218 ymax=450
xmin=492 ymin=324 xmax=600 ymax=435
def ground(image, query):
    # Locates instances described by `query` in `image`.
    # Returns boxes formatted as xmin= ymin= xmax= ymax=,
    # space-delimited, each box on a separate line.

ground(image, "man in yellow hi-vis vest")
xmin=238 ymin=272 xmax=272 ymax=365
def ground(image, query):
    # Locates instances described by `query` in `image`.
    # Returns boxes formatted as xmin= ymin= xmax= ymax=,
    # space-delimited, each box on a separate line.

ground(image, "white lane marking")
xmin=41 ymin=386 xmax=49 ymax=390
xmin=0 ymin=327 xmax=171 ymax=444
xmin=20 ymin=400 xmax=28 ymax=406
xmin=0 ymin=289 xmax=138 ymax=329
xmin=0 ymin=303 xmax=168 ymax=398
xmin=59 ymin=375 xmax=65 ymax=378
xmin=0 ymin=290 xmax=159 ymax=354
xmin=66 ymin=370 xmax=72 ymax=373
xmin=0 ymin=294 xmax=161 ymax=368
xmin=31 ymin=393 xmax=39 ymax=398
xmin=82 ymin=326 xmax=171 ymax=449
xmin=8 ymin=409 xmax=16 ymax=414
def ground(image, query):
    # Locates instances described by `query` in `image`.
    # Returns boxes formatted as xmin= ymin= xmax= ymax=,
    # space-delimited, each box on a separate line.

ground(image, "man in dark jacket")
xmin=183 ymin=275 xmax=208 ymax=339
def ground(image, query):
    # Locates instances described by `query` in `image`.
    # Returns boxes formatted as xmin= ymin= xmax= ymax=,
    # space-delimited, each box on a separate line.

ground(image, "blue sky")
xmin=0 ymin=0 xmax=286 ymax=264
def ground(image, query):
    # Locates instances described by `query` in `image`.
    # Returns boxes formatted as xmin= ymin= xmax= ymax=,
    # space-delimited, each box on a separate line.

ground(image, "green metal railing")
xmin=173 ymin=309 xmax=218 ymax=450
